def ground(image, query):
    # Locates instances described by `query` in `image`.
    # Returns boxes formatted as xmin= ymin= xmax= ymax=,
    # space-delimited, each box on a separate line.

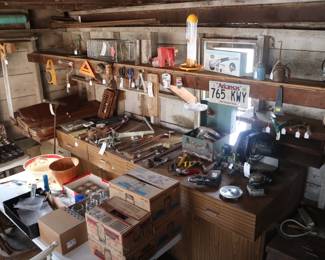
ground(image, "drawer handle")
xmin=204 ymin=208 xmax=220 ymax=217
xmin=100 ymin=159 xmax=111 ymax=166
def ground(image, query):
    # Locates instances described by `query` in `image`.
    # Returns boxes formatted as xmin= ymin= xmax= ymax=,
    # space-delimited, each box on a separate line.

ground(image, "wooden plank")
xmin=50 ymin=18 xmax=159 ymax=29
xmin=0 ymin=95 xmax=38 ymax=121
xmin=27 ymin=52 xmax=325 ymax=109
xmin=169 ymin=85 xmax=197 ymax=104
xmin=28 ymin=40 xmax=44 ymax=103
xmin=7 ymin=51 xmax=34 ymax=76
xmin=141 ymin=73 xmax=160 ymax=118
xmin=68 ymin=2 xmax=325 ymax=26
xmin=27 ymin=52 xmax=109 ymax=70
xmin=0 ymin=73 xmax=38 ymax=99
xmin=70 ymin=0 xmax=324 ymax=15
xmin=113 ymin=63 xmax=325 ymax=109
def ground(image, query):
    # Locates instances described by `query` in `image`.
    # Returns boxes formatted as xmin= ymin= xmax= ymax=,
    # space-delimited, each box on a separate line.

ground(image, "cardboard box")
xmin=64 ymin=173 xmax=110 ymax=203
xmin=38 ymin=208 xmax=88 ymax=255
xmin=109 ymin=167 xmax=180 ymax=225
xmin=86 ymin=197 xmax=152 ymax=256
xmin=89 ymin=238 xmax=156 ymax=260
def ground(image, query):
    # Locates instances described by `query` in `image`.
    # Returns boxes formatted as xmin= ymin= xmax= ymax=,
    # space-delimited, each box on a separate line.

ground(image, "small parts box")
xmin=38 ymin=208 xmax=88 ymax=255
xmin=63 ymin=173 xmax=110 ymax=203
xmin=109 ymin=167 xmax=180 ymax=226
xmin=86 ymin=197 xmax=152 ymax=256
xmin=182 ymin=127 xmax=220 ymax=162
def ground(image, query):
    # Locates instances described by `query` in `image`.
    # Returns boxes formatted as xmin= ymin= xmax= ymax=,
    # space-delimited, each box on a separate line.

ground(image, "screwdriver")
xmin=118 ymin=67 xmax=126 ymax=89
xmin=127 ymin=68 xmax=135 ymax=89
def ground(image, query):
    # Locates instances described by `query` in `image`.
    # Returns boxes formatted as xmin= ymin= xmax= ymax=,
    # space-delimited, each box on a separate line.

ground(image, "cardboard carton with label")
xmin=109 ymin=167 xmax=180 ymax=227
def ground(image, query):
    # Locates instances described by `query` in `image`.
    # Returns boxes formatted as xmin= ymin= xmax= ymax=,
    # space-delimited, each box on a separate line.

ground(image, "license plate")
xmin=208 ymin=81 xmax=250 ymax=109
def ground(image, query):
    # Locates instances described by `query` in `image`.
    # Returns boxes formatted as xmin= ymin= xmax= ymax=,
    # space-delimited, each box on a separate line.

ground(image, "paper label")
xmin=147 ymin=81 xmax=154 ymax=97
xmin=99 ymin=142 xmax=107 ymax=156
xmin=66 ymin=238 xmax=77 ymax=249
xmin=119 ymin=78 xmax=124 ymax=89
xmin=100 ymin=42 xmax=107 ymax=56
xmin=139 ymin=73 xmax=146 ymax=92
xmin=265 ymin=126 xmax=271 ymax=133
xmin=244 ymin=162 xmax=251 ymax=178
xmin=276 ymin=132 xmax=281 ymax=141
xmin=49 ymin=104 xmax=55 ymax=116
xmin=281 ymin=128 xmax=286 ymax=135
xmin=304 ymin=132 xmax=310 ymax=139
xmin=295 ymin=131 xmax=301 ymax=139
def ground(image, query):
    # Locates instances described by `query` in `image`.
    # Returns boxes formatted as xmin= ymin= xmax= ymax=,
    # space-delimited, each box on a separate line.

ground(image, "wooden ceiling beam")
xmin=0 ymin=0 xmax=205 ymax=10
xmin=70 ymin=0 xmax=325 ymax=15
xmin=1 ymin=0 xmax=323 ymax=11
xmin=64 ymin=2 xmax=325 ymax=27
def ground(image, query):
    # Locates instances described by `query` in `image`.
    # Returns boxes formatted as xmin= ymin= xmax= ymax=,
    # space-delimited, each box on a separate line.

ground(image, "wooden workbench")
xmin=56 ymin=121 xmax=306 ymax=260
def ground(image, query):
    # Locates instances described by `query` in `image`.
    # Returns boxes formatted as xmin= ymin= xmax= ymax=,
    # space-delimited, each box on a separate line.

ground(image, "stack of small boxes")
xmin=86 ymin=167 xmax=181 ymax=260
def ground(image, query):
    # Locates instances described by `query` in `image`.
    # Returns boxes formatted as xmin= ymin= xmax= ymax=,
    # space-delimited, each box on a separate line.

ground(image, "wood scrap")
xmin=169 ymin=84 xmax=197 ymax=104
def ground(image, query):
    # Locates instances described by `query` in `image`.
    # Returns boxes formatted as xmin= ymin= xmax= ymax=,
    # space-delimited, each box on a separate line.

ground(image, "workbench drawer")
xmin=56 ymin=131 xmax=88 ymax=160
xmin=182 ymin=187 xmax=256 ymax=240
xmin=88 ymin=144 xmax=135 ymax=176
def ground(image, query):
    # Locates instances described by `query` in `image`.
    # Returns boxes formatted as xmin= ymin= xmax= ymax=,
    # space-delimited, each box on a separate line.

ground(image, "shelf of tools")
xmin=27 ymin=51 xmax=325 ymax=110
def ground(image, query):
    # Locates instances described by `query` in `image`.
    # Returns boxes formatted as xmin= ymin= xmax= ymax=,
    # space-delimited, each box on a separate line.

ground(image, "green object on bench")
xmin=0 ymin=15 xmax=27 ymax=26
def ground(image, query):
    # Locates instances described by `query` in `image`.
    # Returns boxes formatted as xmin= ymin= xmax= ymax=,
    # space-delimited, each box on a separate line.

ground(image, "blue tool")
xmin=43 ymin=175 xmax=50 ymax=192
xmin=127 ymin=68 xmax=135 ymax=88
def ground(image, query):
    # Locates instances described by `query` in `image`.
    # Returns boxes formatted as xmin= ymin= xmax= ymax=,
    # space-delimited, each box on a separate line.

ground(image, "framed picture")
xmin=201 ymin=36 xmax=269 ymax=77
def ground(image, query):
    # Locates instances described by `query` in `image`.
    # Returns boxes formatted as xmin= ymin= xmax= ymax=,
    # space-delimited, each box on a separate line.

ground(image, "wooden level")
xmin=27 ymin=52 xmax=325 ymax=109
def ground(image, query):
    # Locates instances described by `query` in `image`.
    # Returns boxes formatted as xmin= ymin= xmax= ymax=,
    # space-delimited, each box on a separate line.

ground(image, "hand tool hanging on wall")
xmin=127 ymin=68 xmax=135 ymax=89
xmin=270 ymin=41 xmax=291 ymax=83
xmin=46 ymin=59 xmax=57 ymax=86
xmin=274 ymin=86 xmax=284 ymax=116
xmin=0 ymin=43 xmax=7 ymax=62
xmin=0 ymin=43 xmax=15 ymax=64
xmin=79 ymin=60 xmax=95 ymax=78
xmin=118 ymin=67 xmax=126 ymax=89
xmin=58 ymin=59 xmax=74 ymax=93
xmin=97 ymin=88 xmax=118 ymax=119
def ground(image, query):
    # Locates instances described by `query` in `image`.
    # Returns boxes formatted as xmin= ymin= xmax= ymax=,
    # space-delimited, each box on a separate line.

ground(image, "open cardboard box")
xmin=63 ymin=173 xmax=110 ymax=203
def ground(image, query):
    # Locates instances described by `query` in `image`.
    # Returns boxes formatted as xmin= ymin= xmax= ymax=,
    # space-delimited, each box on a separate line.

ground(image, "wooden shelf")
xmin=27 ymin=51 xmax=109 ymax=69
xmin=27 ymin=51 xmax=325 ymax=109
